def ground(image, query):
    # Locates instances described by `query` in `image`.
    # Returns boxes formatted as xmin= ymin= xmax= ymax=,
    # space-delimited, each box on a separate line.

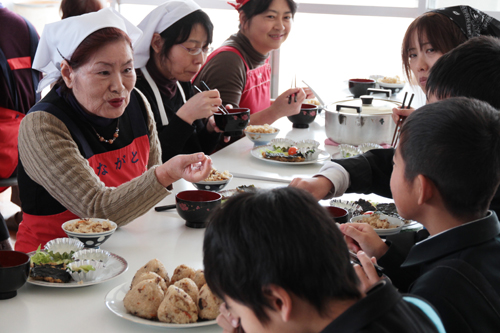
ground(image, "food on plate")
xmin=236 ymin=185 xmax=257 ymax=193
xmin=304 ymin=98 xmax=321 ymax=106
xmin=203 ymin=168 xmax=231 ymax=182
xmin=158 ymin=285 xmax=198 ymax=324
xmin=124 ymin=260 xmax=221 ymax=324
xmin=63 ymin=218 xmax=116 ymax=233
xmin=132 ymin=258 xmax=170 ymax=285
xmin=379 ymin=75 xmax=404 ymax=84
xmin=354 ymin=199 xmax=377 ymax=212
xmin=173 ymin=278 xmax=199 ymax=307
xmin=131 ymin=272 xmax=168 ymax=292
xmin=245 ymin=124 xmax=277 ymax=133
xmin=357 ymin=213 xmax=398 ymax=229
xmin=124 ymin=279 xmax=165 ymax=319
xmin=170 ymin=264 xmax=195 ymax=285
xmin=29 ymin=245 xmax=76 ymax=283
xmin=198 ymin=284 xmax=223 ymax=320
xmin=262 ymin=151 xmax=305 ymax=162
xmin=375 ymin=203 xmax=398 ymax=216
xmin=192 ymin=269 xmax=206 ymax=290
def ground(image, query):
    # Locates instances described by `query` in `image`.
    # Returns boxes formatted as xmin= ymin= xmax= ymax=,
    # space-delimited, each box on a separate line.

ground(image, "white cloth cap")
xmin=134 ymin=0 xmax=201 ymax=68
xmin=33 ymin=7 xmax=142 ymax=92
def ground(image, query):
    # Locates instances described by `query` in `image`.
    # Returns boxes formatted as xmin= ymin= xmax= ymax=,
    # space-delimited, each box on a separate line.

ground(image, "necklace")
xmin=92 ymin=119 xmax=120 ymax=144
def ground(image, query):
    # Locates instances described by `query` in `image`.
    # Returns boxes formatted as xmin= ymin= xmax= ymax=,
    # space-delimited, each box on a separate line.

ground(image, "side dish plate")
xmin=251 ymin=146 xmax=330 ymax=165
xmin=105 ymin=282 xmax=217 ymax=328
xmin=27 ymin=251 xmax=128 ymax=288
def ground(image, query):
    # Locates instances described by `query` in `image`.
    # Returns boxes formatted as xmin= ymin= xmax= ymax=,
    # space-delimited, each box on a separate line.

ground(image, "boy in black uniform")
xmin=341 ymin=97 xmax=500 ymax=333
xmin=203 ymin=187 xmax=444 ymax=333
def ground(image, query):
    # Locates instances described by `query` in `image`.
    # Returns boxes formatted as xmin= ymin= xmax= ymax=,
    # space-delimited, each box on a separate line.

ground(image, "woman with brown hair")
xmin=60 ymin=0 xmax=103 ymax=19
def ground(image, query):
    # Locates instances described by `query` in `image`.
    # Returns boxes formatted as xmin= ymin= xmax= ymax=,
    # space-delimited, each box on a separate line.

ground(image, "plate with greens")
xmin=27 ymin=249 xmax=128 ymax=288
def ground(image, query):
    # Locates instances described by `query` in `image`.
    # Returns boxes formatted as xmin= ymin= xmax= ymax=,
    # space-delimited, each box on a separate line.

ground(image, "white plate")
xmin=105 ymin=282 xmax=217 ymax=328
xmin=27 ymin=251 xmax=128 ymax=287
xmin=350 ymin=214 xmax=404 ymax=236
xmin=378 ymin=82 xmax=405 ymax=89
xmin=251 ymin=146 xmax=330 ymax=165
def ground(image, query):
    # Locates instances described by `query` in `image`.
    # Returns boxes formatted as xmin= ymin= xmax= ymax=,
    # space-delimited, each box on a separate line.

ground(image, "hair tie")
xmin=227 ymin=0 xmax=251 ymax=10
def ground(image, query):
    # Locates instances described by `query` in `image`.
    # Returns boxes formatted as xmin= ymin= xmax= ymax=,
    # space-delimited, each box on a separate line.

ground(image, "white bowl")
xmin=67 ymin=259 xmax=106 ymax=283
xmin=350 ymin=214 xmax=404 ymax=236
xmin=44 ymin=237 xmax=84 ymax=254
xmin=72 ymin=249 xmax=111 ymax=264
xmin=244 ymin=127 xmax=280 ymax=145
xmin=61 ymin=218 xmax=117 ymax=249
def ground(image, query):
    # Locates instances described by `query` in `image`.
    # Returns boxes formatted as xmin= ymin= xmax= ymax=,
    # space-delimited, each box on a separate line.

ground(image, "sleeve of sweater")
xmin=18 ymin=92 xmax=169 ymax=227
xmin=193 ymin=51 xmax=246 ymax=107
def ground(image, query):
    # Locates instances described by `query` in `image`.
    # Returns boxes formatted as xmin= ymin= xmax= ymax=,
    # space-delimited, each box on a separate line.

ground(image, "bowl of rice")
xmin=350 ymin=213 xmax=404 ymax=236
xmin=244 ymin=124 xmax=280 ymax=145
xmin=61 ymin=218 xmax=117 ymax=249
xmin=192 ymin=168 xmax=233 ymax=192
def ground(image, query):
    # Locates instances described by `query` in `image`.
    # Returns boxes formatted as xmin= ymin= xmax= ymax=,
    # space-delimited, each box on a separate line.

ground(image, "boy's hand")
xmin=217 ymin=303 xmax=244 ymax=333
xmin=392 ymin=106 xmax=415 ymax=124
xmin=338 ymin=223 xmax=389 ymax=259
xmin=353 ymin=251 xmax=383 ymax=292
xmin=289 ymin=176 xmax=333 ymax=200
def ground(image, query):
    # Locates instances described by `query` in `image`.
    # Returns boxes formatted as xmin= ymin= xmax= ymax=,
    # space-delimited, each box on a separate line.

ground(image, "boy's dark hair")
xmin=203 ymin=187 xmax=361 ymax=324
xmin=156 ymin=10 xmax=213 ymax=60
xmin=400 ymin=97 xmax=500 ymax=219
xmin=426 ymin=36 xmax=500 ymax=109
xmin=239 ymin=0 xmax=297 ymax=28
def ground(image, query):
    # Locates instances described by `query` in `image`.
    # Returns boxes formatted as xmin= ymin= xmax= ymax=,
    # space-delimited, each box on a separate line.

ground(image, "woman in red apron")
xmin=193 ymin=0 xmax=313 ymax=126
xmin=15 ymin=8 xmax=213 ymax=253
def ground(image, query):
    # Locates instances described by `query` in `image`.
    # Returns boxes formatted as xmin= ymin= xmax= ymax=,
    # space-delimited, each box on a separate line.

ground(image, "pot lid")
xmin=325 ymin=97 xmax=400 ymax=115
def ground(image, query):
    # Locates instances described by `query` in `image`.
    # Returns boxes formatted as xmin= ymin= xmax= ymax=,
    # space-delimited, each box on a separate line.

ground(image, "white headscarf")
xmin=33 ymin=7 xmax=142 ymax=93
xmin=133 ymin=0 xmax=201 ymax=68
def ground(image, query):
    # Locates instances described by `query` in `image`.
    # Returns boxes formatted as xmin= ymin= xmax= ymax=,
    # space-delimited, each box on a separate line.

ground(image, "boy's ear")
xmin=263 ymin=285 xmax=293 ymax=323
xmin=416 ymin=174 xmax=435 ymax=205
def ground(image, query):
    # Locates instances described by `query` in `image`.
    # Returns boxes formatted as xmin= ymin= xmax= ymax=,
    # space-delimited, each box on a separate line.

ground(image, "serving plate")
xmin=27 ymin=251 xmax=128 ymax=288
xmin=251 ymin=146 xmax=330 ymax=165
xmin=105 ymin=282 xmax=217 ymax=328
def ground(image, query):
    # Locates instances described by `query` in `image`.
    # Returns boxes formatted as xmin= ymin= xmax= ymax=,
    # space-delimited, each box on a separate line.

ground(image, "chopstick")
xmin=391 ymin=93 xmax=414 ymax=147
xmin=154 ymin=204 xmax=176 ymax=212
xmin=200 ymin=81 xmax=229 ymax=114
xmin=349 ymin=251 xmax=384 ymax=277
xmin=288 ymin=75 xmax=297 ymax=104
xmin=193 ymin=85 xmax=228 ymax=115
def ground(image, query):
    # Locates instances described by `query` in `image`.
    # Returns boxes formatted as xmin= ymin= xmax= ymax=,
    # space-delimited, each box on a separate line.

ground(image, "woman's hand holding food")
xmin=289 ymin=176 xmax=334 ymax=200
xmin=338 ymin=223 xmax=389 ymax=259
xmin=353 ymin=251 xmax=383 ymax=292
xmin=177 ymin=90 xmax=222 ymax=124
xmin=155 ymin=153 xmax=213 ymax=187
xmin=217 ymin=303 xmax=244 ymax=333
xmin=392 ymin=106 xmax=415 ymax=124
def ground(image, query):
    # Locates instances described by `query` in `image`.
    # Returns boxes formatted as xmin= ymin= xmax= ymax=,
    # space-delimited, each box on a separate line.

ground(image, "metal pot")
xmin=324 ymin=89 xmax=401 ymax=146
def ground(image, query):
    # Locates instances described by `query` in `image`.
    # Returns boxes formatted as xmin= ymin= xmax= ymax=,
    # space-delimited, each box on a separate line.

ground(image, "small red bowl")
xmin=325 ymin=206 xmax=349 ymax=223
xmin=176 ymin=190 xmax=222 ymax=228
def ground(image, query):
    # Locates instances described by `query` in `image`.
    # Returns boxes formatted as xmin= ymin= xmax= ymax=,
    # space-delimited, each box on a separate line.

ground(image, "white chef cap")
xmin=133 ymin=0 xmax=201 ymax=68
xmin=33 ymin=7 xmax=142 ymax=93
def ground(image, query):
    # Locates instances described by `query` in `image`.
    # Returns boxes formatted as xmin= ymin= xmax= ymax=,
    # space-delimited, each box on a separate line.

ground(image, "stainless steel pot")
xmin=324 ymin=91 xmax=401 ymax=146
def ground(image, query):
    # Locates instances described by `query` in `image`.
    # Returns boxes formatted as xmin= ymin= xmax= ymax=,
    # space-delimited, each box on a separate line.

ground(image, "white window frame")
xmin=110 ymin=0 xmax=500 ymax=98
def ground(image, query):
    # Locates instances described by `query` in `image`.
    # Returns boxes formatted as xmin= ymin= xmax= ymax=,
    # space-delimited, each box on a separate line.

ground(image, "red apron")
xmin=15 ymin=135 xmax=150 ymax=253
xmin=195 ymin=46 xmax=271 ymax=114
xmin=0 ymin=106 xmax=24 ymax=192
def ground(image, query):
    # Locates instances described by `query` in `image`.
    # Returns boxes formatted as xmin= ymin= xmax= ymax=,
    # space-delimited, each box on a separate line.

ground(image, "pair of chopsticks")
xmin=288 ymin=75 xmax=297 ymax=104
xmin=193 ymin=80 xmax=228 ymax=114
xmin=391 ymin=92 xmax=414 ymax=147
xmin=349 ymin=251 xmax=384 ymax=277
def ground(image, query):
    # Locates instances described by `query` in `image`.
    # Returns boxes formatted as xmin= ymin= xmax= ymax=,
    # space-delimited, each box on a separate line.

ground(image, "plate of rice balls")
xmin=105 ymin=259 xmax=221 ymax=328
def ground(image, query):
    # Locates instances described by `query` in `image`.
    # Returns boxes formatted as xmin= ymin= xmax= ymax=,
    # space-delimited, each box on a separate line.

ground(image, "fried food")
xmin=198 ymin=284 xmax=223 ymax=320
xmin=173 ymin=278 xmax=199 ymax=304
xmin=158 ymin=285 xmax=198 ymax=324
xmin=133 ymin=259 xmax=170 ymax=285
xmin=358 ymin=214 xmax=397 ymax=229
xmin=262 ymin=151 xmax=305 ymax=162
xmin=124 ymin=279 xmax=164 ymax=319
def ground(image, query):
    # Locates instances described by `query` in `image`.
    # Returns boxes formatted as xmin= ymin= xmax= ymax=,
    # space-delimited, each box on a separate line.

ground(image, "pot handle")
xmin=368 ymin=88 xmax=392 ymax=98
xmin=336 ymin=104 xmax=361 ymax=114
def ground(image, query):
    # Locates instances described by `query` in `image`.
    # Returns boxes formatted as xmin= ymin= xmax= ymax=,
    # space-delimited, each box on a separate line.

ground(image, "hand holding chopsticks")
xmin=193 ymin=82 xmax=228 ymax=114
xmin=288 ymin=75 xmax=298 ymax=104
xmin=391 ymin=92 xmax=414 ymax=147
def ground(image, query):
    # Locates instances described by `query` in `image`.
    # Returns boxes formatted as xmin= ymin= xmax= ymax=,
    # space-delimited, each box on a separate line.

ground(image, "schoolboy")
xmin=203 ymin=187 xmax=444 ymax=333
xmin=290 ymin=36 xmax=500 ymax=215
xmin=341 ymin=97 xmax=500 ymax=333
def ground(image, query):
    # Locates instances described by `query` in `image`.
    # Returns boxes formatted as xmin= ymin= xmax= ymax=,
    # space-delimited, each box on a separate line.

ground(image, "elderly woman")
xmin=15 ymin=8 xmax=212 ymax=253
xmin=193 ymin=0 xmax=311 ymax=125
xmin=134 ymin=0 xmax=223 ymax=162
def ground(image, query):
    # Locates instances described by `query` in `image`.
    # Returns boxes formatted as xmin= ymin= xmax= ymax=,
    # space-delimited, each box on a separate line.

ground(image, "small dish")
xmin=358 ymin=143 xmax=383 ymax=153
xmin=339 ymin=144 xmax=362 ymax=158
xmin=67 ymin=258 xmax=106 ymax=283
xmin=244 ymin=126 xmax=280 ymax=145
xmin=73 ymin=248 xmax=111 ymax=264
xmin=44 ymin=238 xmax=85 ymax=254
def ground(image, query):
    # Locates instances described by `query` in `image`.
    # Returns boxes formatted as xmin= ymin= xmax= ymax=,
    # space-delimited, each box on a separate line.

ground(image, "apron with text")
xmin=15 ymin=124 xmax=150 ymax=253
xmin=195 ymin=46 xmax=271 ymax=114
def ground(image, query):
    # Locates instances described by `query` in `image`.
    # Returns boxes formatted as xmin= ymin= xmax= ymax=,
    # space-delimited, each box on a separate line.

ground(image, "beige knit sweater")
xmin=18 ymin=89 xmax=170 ymax=226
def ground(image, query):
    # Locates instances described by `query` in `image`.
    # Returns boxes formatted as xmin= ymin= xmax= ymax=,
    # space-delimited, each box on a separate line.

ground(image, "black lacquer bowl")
xmin=176 ymin=190 xmax=222 ymax=228
xmin=287 ymin=103 xmax=319 ymax=128
xmin=213 ymin=108 xmax=250 ymax=136
xmin=0 ymin=251 xmax=30 ymax=300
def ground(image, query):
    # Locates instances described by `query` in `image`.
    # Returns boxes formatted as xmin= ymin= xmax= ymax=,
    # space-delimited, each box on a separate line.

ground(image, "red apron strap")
xmin=7 ymin=56 xmax=32 ymax=70
xmin=0 ymin=106 xmax=25 ymax=190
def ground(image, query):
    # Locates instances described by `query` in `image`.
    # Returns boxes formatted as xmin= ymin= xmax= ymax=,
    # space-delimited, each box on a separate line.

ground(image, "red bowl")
xmin=0 ymin=251 xmax=30 ymax=299
xmin=176 ymin=190 xmax=222 ymax=228
xmin=325 ymin=206 xmax=349 ymax=223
